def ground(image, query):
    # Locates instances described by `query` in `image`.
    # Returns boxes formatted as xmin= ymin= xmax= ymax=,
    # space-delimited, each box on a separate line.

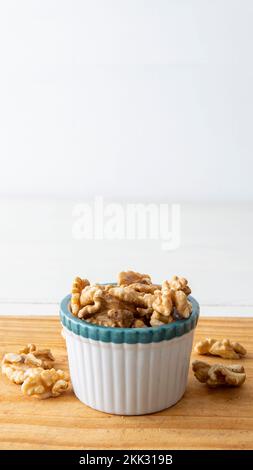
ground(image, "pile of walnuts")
xmin=192 ymin=337 xmax=247 ymax=388
xmin=70 ymin=270 xmax=192 ymax=328
xmin=1 ymin=344 xmax=69 ymax=399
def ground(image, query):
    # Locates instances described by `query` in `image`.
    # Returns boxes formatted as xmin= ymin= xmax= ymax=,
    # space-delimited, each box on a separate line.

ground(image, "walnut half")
xmin=1 ymin=344 xmax=55 ymax=384
xmin=192 ymin=360 xmax=246 ymax=388
xmin=21 ymin=368 xmax=69 ymax=399
xmin=1 ymin=344 xmax=69 ymax=400
xmin=71 ymin=277 xmax=90 ymax=316
xmin=118 ymin=271 xmax=151 ymax=286
xmin=194 ymin=338 xmax=247 ymax=360
xmin=78 ymin=286 xmax=103 ymax=319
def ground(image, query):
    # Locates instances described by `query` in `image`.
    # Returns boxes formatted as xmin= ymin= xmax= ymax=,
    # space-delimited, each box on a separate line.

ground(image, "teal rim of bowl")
xmin=60 ymin=292 xmax=200 ymax=344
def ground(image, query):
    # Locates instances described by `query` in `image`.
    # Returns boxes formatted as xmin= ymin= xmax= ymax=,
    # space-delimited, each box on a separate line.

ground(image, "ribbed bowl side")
xmin=64 ymin=328 xmax=194 ymax=415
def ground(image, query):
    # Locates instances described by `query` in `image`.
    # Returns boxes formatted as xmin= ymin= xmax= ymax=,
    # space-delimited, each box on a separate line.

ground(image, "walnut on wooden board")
xmin=192 ymin=360 xmax=246 ymax=388
xmin=194 ymin=338 xmax=247 ymax=360
xmin=19 ymin=344 xmax=55 ymax=367
xmin=21 ymin=368 xmax=69 ymax=399
xmin=1 ymin=355 xmax=31 ymax=385
xmin=1 ymin=344 xmax=55 ymax=384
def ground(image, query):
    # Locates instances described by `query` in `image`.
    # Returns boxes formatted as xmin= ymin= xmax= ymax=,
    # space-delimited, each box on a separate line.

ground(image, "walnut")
xmin=194 ymin=338 xmax=217 ymax=355
xmin=108 ymin=286 xmax=148 ymax=307
xmin=107 ymin=308 xmax=134 ymax=328
xmin=118 ymin=271 xmax=151 ymax=286
xmin=192 ymin=360 xmax=210 ymax=383
xmin=194 ymin=338 xmax=247 ymax=359
xmin=69 ymin=271 xmax=193 ymax=328
xmin=128 ymin=283 xmax=160 ymax=294
xmin=208 ymin=364 xmax=246 ymax=387
xmin=102 ymin=284 xmax=116 ymax=292
xmin=150 ymin=311 xmax=173 ymax=326
xmin=86 ymin=313 xmax=117 ymax=327
xmin=78 ymin=286 xmax=103 ymax=319
xmin=1 ymin=354 xmax=30 ymax=384
xmin=168 ymin=275 xmax=191 ymax=295
xmin=104 ymin=292 xmax=137 ymax=315
xmin=71 ymin=277 xmax=90 ymax=316
xmin=21 ymin=368 xmax=69 ymax=399
xmin=173 ymin=290 xmax=192 ymax=318
xmin=19 ymin=344 xmax=55 ymax=368
xmin=133 ymin=319 xmax=147 ymax=328
xmin=1 ymin=345 xmax=55 ymax=384
xmin=142 ymin=293 xmax=155 ymax=308
xmin=192 ymin=360 xmax=246 ymax=387
xmin=152 ymin=282 xmax=173 ymax=317
xmin=136 ymin=307 xmax=153 ymax=318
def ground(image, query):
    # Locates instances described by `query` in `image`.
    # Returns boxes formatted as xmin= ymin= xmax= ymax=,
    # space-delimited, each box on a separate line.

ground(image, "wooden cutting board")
xmin=0 ymin=316 xmax=252 ymax=450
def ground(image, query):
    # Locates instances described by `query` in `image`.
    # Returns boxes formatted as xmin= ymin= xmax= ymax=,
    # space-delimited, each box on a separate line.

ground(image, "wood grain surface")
xmin=0 ymin=316 xmax=252 ymax=450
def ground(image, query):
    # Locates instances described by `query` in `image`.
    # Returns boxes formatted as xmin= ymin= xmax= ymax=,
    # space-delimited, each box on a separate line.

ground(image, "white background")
xmin=0 ymin=0 xmax=253 ymax=201
xmin=0 ymin=1 xmax=252 ymax=315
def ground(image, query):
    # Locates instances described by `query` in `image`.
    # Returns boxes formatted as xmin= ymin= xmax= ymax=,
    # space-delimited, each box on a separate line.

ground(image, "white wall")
xmin=0 ymin=0 xmax=253 ymax=202
xmin=1 ymin=199 xmax=253 ymax=315
xmin=0 ymin=2 xmax=252 ymax=315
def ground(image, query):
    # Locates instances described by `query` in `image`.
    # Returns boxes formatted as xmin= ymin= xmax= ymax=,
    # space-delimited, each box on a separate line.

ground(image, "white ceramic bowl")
xmin=60 ymin=294 xmax=199 ymax=415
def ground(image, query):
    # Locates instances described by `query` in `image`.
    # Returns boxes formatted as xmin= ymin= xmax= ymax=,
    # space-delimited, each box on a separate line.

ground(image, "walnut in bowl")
xmin=60 ymin=270 xmax=199 ymax=415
